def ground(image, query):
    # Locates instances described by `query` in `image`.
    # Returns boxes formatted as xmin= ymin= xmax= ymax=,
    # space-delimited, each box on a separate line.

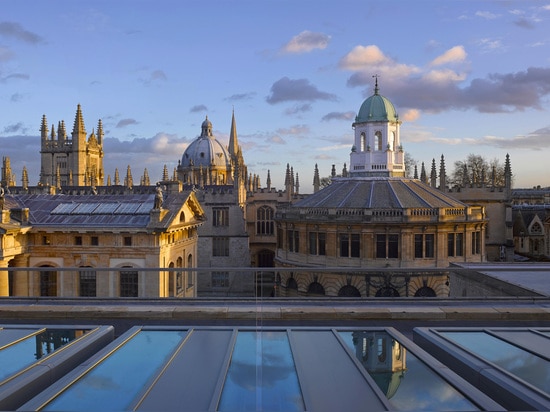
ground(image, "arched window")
xmin=391 ymin=131 xmax=396 ymax=150
xmin=179 ymin=211 xmax=185 ymax=222
xmin=375 ymin=287 xmax=400 ymax=297
xmin=374 ymin=131 xmax=382 ymax=151
xmin=256 ymin=206 xmax=274 ymax=235
xmin=307 ymin=281 xmax=325 ymax=296
xmin=187 ymin=254 xmax=193 ymax=287
xmin=414 ymin=286 xmax=436 ymax=297
xmin=360 ymin=132 xmax=366 ymax=152
xmin=338 ymin=285 xmax=361 ymax=297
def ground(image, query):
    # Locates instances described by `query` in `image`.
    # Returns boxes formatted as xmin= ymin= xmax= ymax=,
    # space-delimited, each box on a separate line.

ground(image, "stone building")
xmin=40 ymin=104 xmax=104 ymax=187
xmin=177 ymin=113 xmax=252 ymax=296
xmin=275 ymin=81 xmax=487 ymax=297
xmin=0 ymin=190 xmax=205 ymax=298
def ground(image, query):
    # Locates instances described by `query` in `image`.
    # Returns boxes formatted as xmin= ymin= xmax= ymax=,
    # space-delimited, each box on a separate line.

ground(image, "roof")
xmin=355 ymin=90 xmax=398 ymax=123
xmin=6 ymin=192 xmax=203 ymax=230
xmin=293 ymin=177 xmax=468 ymax=210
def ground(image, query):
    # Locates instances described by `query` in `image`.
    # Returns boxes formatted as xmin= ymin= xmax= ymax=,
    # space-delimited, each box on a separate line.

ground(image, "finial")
xmin=373 ymin=74 xmax=380 ymax=95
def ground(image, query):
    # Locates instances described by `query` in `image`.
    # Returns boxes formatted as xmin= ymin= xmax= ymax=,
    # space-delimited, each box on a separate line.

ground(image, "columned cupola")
xmin=349 ymin=77 xmax=405 ymax=177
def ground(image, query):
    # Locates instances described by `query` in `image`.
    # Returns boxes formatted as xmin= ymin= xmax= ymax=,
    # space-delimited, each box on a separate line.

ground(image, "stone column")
xmin=0 ymin=260 xmax=9 ymax=296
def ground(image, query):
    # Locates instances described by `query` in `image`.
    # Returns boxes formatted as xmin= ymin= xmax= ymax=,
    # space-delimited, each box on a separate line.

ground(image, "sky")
xmin=1 ymin=0 xmax=550 ymax=192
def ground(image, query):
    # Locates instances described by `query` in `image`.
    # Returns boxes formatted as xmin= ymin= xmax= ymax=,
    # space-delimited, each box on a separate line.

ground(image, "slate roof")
xmin=5 ymin=192 xmax=202 ymax=230
xmin=293 ymin=177 xmax=467 ymax=210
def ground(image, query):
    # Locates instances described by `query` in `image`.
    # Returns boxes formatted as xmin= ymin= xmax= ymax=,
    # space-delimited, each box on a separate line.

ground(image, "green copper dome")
xmin=355 ymin=83 xmax=398 ymax=123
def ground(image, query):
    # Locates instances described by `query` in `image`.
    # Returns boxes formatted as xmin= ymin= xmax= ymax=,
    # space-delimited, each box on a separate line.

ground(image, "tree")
xmin=404 ymin=153 xmax=417 ymax=178
xmin=451 ymin=154 xmax=505 ymax=187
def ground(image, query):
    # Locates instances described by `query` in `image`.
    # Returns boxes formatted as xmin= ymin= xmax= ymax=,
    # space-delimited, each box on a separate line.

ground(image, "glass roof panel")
xmin=51 ymin=203 xmax=78 ymax=214
xmin=113 ymin=203 xmax=141 ymax=214
xmin=339 ymin=330 xmax=479 ymax=411
xmin=93 ymin=203 xmax=120 ymax=214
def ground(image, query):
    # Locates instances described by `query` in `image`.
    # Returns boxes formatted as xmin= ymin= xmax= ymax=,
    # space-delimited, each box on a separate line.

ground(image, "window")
xmin=213 ymin=208 xmax=229 ymax=227
xmin=277 ymin=228 xmax=283 ymax=249
xmin=375 ymin=131 xmax=382 ymax=151
xmin=42 ymin=236 xmax=50 ymax=245
xmin=447 ymin=233 xmax=464 ymax=257
xmin=415 ymin=234 xmax=434 ymax=258
xmin=212 ymin=271 xmax=229 ymax=288
xmin=123 ymin=236 xmax=132 ymax=246
xmin=339 ymin=233 xmax=360 ymax=258
xmin=256 ymin=206 xmax=274 ymax=235
xmin=75 ymin=236 xmax=82 ymax=246
xmin=287 ymin=229 xmax=299 ymax=253
xmin=79 ymin=268 xmax=96 ymax=297
xmin=309 ymin=232 xmax=326 ymax=256
xmin=376 ymin=234 xmax=399 ymax=259
xmin=40 ymin=268 xmax=57 ymax=296
xmin=91 ymin=236 xmax=99 ymax=246
xmin=120 ymin=269 xmax=138 ymax=297
xmin=360 ymin=132 xmax=366 ymax=151
xmin=472 ymin=231 xmax=481 ymax=254
xmin=213 ymin=237 xmax=229 ymax=257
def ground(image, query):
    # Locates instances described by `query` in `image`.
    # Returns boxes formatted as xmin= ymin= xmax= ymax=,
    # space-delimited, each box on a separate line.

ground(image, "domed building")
xmin=177 ymin=113 xmax=252 ymax=296
xmin=274 ymin=80 xmax=487 ymax=297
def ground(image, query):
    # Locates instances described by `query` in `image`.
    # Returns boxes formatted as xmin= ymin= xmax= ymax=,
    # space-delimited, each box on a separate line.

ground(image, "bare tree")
xmin=451 ymin=154 xmax=505 ymax=187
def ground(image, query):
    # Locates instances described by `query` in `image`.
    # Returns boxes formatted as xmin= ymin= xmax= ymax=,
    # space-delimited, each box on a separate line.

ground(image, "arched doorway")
xmin=307 ymin=281 xmax=325 ymax=296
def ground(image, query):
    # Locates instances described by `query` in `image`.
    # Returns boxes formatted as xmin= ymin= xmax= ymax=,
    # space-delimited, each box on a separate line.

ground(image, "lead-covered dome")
xmin=355 ymin=83 xmax=398 ymax=123
xmin=180 ymin=116 xmax=231 ymax=169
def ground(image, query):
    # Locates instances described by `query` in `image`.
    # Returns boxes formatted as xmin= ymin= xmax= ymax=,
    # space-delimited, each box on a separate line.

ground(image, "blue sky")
xmin=1 ymin=0 xmax=550 ymax=191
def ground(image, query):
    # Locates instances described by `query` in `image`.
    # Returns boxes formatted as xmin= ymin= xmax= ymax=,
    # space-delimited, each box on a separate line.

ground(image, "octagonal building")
xmin=274 ymin=81 xmax=487 ymax=298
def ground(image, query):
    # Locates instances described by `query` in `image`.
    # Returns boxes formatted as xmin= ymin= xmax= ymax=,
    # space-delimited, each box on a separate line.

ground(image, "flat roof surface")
xmin=454 ymin=263 xmax=550 ymax=297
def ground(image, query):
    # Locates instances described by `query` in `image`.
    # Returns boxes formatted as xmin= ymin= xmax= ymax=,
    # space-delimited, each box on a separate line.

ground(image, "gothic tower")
xmin=40 ymin=105 xmax=104 ymax=187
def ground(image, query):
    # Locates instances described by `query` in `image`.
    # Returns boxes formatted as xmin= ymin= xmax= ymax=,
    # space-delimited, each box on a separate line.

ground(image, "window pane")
xmin=414 ymin=234 xmax=423 ymax=258
xmin=456 ymin=233 xmax=464 ymax=256
xmin=309 ymin=232 xmax=317 ymax=255
xmin=350 ymin=234 xmax=360 ymax=258
xmin=388 ymin=235 xmax=398 ymax=258
xmin=340 ymin=234 xmax=350 ymax=257
xmin=425 ymin=234 xmax=434 ymax=258
xmin=376 ymin=235 xmax=386 ymax=258
xmin=318 ymin=233 xmax=326 ymax=256
xmin=447 ymin=233 xmax=455 ymax=257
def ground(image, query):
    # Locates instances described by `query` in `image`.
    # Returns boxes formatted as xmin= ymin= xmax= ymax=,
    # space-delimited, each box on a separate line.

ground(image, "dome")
xmin=180 ymin=117 xmax=231 ymax=169
xmin=355 ymin=85 xmax=398 ymax=123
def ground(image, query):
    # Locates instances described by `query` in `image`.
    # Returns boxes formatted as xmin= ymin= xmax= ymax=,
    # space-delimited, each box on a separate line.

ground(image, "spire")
xmin=114 ymin=168 xmax=120 ymax=185
xmin=295 ymin=173 xmax=299 ymax=194
xmin=420 ymin=162 xmax=427 ymax=184
xmin=313 ymin=164 xmax=320 ymax=193
xmin=107 ymin=174 xmax=112 ymax=186
xmin=22 ymin=166 xmax=28 ymax=190
xmin=373 ymin=74 xmax=380 ymax=95
xmin=342 ymin=163 xmax=348 ymax=177
xmin=58 ymin=121 xmax=67 ymax=141
xmin=228 ymin=109 xmax=239 ymax=157
xmin=331 ymin=164 xmax=336 ymax=178
xmin=50 ymin=124 xmax=56 ymax=140
xmin=439 ymin=154 xmax=446 ymax=190
xmin=143 ymin=168 xmax=150 ymax=186
xmin=505 ymin=153 xmax=512 ymax=189
xmin=72 ymin=103 xmax=86 ymax=137
xmin=125 ymin=165 xmax=133 ymax=188
xmin=414 ymin=164 xmax=418 ymax=180
xmin=284 ymin=163 xmax=291 ymax=186
xmin=40 ymin=115 xmax=48 ymax=140
xmin=172 ymin=167 xmax=178 ymax=181
xmin=266 ymin=169 xmax=271 ymax=191
xmin=97 ymin=119 xmax=104 ymax=145
xmin=162 ymin=164 xmax=169 ymax=181
xmin=430 ymin=158 xmax=437 ymax=188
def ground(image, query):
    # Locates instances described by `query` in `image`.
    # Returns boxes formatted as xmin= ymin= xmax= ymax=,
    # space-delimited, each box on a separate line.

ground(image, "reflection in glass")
xmin=218 ymin=331 xmax=304 ymax=411
xmin=43 ymin=330 xmax=186 ymax=411
xmin=339 ymin=331 xmax=479 ymax=411
xmin=442 ymin=331 xmax=550 ymax=393
xmin=0 ymin=329 xmax=87 ymax=384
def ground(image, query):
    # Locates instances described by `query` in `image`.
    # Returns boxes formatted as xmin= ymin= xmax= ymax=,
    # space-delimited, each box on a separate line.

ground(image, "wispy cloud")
xmin=0 ymin=22 xmax=44 ymax=44
xmin=224 ymin=92 xmax=256 ymax=102
xmin=276 ymin=125 xmax=309 ymax=135
xmin=116 ymin=118 xmax=138 ymax=128
xmin=190 ymin=104 xmax=208 ymax=113
xmin=430 ymin=46 xmax=467 ymax=66
xmin=266 ymin=77 xmax=337 ymax=104
xmin=321 ymin=111 xmax=355 ymax=122
xmin=281 ymin=30 xmax=331 ymax=54
xmin=475 ymin=11 xmax=500 ymax=20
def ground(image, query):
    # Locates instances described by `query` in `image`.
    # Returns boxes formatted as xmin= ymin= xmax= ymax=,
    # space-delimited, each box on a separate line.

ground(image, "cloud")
xmin=1 ymin=73 xmax=30 ymax=83
xmin=514 ymin=18 xmax=535 ymax=29
xmin=0 ymin=22 xmax=44 ymax=44
xmin=339 ymin=45 xmax=389 ymax=71
xmin=190 ymin=104 xmax=208 ymax=113
xmin=475 ymin=11 xmax=499 ymax=19
xmin=268 ymin=135 xmax=286 ymax=144
xmin=430 ymin=46 xmax=467 ymax=67
xmin=0 ymin=46 xmax=15 ymax=62
xmin=475 ymin=38 xmax=505 ymax=53
xmin=139 ymin=69 xmax=167 ymax=85
xmin=284 ymin=104 xmax=312 ymax=115
xmin=116 ymin=118 xmax=138 ymax=128
xmin=3 ymin=122 xmax=27 ymax=134
xmin=276 ymin=125 xmax=309 ymax=135
xmin=401 ymin=109 xmax=420 ymax=122
xmin=224 ymin=92 xmax=256 ymax=101
xmin=266 ymin=77 xmax=337 ymax=104
xmin=281 ymin=30 xmax=331 ymax=54
xmin=10 ymin=93 xmax=24 ymax=102
xmin=321 ymin=111 xmax=355 ymax=122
